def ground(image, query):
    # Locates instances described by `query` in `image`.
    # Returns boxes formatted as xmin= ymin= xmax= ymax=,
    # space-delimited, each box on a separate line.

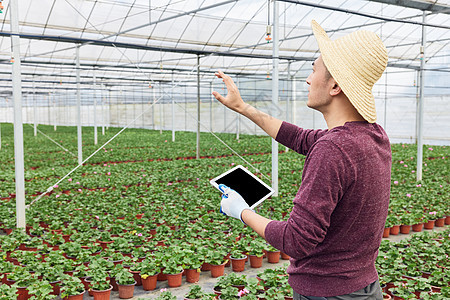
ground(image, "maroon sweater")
xmin=265 ymin=121 xmax=391 ymax=297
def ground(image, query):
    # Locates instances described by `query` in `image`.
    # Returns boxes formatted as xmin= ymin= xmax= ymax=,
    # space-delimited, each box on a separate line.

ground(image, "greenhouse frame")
xmin=0 ymin=0 xmax=449 ymax=299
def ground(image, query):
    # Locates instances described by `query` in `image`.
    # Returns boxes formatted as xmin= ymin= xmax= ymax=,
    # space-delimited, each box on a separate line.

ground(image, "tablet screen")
xmin=210 ymin=165 xmax=274 ymax=208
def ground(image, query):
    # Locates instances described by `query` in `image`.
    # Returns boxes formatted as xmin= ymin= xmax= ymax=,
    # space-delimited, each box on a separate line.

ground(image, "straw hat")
xmin=311 ymin=20 xmax=388 ymax=123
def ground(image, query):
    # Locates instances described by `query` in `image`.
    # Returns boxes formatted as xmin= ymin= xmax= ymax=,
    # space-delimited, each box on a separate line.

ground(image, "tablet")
xmin=210 ymin=165 xmax=274 ymax=209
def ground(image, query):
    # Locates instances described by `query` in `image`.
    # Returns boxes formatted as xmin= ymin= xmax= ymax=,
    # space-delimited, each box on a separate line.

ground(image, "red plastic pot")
xmin=166 ymin=272 xmax=183 ymax=288
xmin=118 ymin=282 xmax=135 ymax=299
xmin=141 ymin=273 xmax=158 ymax=291
xmin=231 ymin=256 xmax=247 ymax=272
xmin=249 ymin=255 xmax=263 ymax=268
xmin=185 ymin=268 xmax=200 ymax=283
xmin=266 ymin=250 xmax=281 ymax=263
xmin=210 ymin=263 xmax=226 ymax=278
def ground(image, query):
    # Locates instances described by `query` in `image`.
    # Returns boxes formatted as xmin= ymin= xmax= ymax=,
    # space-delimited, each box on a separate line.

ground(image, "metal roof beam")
xmin=367 ymin=0 xmax=450 ymax=14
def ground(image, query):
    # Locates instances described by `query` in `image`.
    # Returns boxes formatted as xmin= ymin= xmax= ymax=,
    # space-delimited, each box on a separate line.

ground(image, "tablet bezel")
xmin=210 ymin=165 xmax=274 ymax=209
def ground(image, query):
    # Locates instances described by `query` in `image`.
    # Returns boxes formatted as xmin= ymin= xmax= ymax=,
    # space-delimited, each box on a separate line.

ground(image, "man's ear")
xmin=329 ymin=80 xmax=342 ymax=97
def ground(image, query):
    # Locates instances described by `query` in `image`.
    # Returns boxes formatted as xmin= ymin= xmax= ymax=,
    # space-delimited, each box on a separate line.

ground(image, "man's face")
xmin=305 ymin=56 xmax=333 ymax=112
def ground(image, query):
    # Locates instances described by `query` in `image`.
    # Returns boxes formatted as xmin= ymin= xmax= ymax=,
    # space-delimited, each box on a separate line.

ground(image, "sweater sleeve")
xmin=265 ymin=140 xmax=353 ymax=259
xmin=275 ymin=122 xmax=327 ymax=155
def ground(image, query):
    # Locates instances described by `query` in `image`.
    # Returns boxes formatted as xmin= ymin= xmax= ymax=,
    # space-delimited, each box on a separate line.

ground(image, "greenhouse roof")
xmin=0 ymin=0 xmax=449 ymax=95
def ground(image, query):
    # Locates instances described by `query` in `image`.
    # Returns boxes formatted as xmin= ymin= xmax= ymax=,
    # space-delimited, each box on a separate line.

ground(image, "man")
xmin=212 ymin=20 xmax=391 ymax=299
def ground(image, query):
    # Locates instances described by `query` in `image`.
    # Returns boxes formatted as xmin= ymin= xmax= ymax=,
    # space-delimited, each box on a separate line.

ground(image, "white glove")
xmin=219 ymin=184 xmax=251 ymax=224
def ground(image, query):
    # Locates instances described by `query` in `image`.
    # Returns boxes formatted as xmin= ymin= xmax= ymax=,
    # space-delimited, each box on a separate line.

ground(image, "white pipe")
xmin=196 ymin=55 xmax=200 ymax=159
xmin=76 ymin=46 xmax=83 ymax=165
xmin=271 ymin=0 xmax=279 ymax=196
xmin=33 ymin=78 xmax=37 ymax=136
xmin=172 ymin=73 xmax=175 ymax=142
xmin=416 ymin=11 xmax=426 ymax=182
xmin=53 ymin=84 xmax=56 ymax=131
xmin=101 ymin=84 xmax=105 ymax=135
xmin=94 ymin=69 xmax=98 ymax=144
xmin=10 ymin=0 xmax=26 ymax=228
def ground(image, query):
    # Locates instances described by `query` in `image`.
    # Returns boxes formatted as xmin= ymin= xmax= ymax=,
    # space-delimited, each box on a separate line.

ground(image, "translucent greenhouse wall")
xmin=1 ymin=94 xmax=449 ymax=146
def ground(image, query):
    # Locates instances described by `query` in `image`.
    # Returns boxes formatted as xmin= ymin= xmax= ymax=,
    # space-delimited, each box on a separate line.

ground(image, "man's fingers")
xmin=212 ymin=91 xmax=225 ymax=102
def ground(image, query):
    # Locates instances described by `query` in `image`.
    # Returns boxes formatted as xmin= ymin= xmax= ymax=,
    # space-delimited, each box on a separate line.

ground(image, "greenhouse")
xmin=0 ymin=0 xmax=449 ymax=299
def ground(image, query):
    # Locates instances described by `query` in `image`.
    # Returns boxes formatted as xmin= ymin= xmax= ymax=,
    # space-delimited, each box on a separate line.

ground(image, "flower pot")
xmin=110 ymin=277 xmax=119 ymax=291
xmin=201 ymin=262 xmax=211 ymax=271
xmin=390 ymin=225 xmax=400 ymax=235
xmin=98 ymin=240 xmax=113 ymax=250
xmin=166 ymin=272 xmax=183 ymax=287
xmin=185 ymin=268 xmax=200 ymax=283
xmin=412 ymin=223 xmax=423 ymax=232
xmin=383 ymin=294 xmax=392 ymax=300
xmin=281 ymin=252 xmax=290 ymax=260
xmin=445 ymin=215 xmax=450 ymax=225
xmin=141 ymin=273 xmax=158 ymax=291
xmin=118 ymin=282 xmax=136 ymax=299
xmin=92 ymin=285 xmax=112 ymax=300
xmin=284 ymin=296 xmax=294 ymax=300
xmin=399 ymin=224 xmax=411 ymax=234
xmin=231 ymin=256 xmax=247 ymax=272
xmin=424 ymin=220 xmax=435 ymax=229
xmin=266 ymin=250 xmax=281 ymax=263
xmin=79 ymin=276 xmax=90 ymax=291
xmin=210 ymin=263 xmax=226 ymax=278
xmin=17 ymin=286 xmax=30 ymax=300
xmin=50 ymin=280 xmax=61 ymax=296
xmin=431 ymin=286 xmax=441 ymax=293
xmin=130 ymin=270 xmax=142 ymax=286
xmin=382 ymin=227 xmax=390 ymax=238
xmin=249 ymin=255 xmax=263 ymax=268
xmin=157 ymin=271 xmax=167 ymax=281
xmin=63 ymin=291 xmax=85 ymax=300
xmin=435 ymin=217 xmax=445 ymax=227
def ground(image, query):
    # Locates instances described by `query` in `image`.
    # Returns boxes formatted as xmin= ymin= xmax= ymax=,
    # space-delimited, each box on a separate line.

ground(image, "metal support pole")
xmin=210 ymin=82 xmax=213 ymax=132
xmin=172 ymin=73 xmax=175 ymax=142
xmin=292 ymin=76 xmax=296 ymax=125
xmin=236 ymin=77 xmax=240 ymax=140
xmin=33 ymin=78 xmax=37 ymax=136
xmin=10 ymin=0 xmax=26 ymax=229
xmin=76 ymin=46 xmax=83 ymax=165
xmin=160 ymin=86 xmax=163 ymax=134
xmin=94 ymin=69 xmax=98 ymax=144
xmin=416 ymin=11 xmax=426 ymax=182
xmin=196 ymin=55 xmax=201 ymax=159
xmin=271 ymin=0 xmax=279 ymax=196
xmin=53 ymin=84 xmax=56 ymax=131
xmin=101 ymin=84 xmax=105 ymax=135
xmin=152 ymin=88 xmax=155 ymax=130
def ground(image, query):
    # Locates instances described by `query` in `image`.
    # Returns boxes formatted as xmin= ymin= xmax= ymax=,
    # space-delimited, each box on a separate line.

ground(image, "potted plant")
xmin=230 ymin=250 xmax=247 ymax=272
xmin=0 ymin=284 xmax=18 ymax=300
xmin=264 ymin=244 xmax=281 ymax=264
xmin=139 ymin=259 xmax=161 ymax=291
xmin=155 ymin=288 xmax=177 ymax=300
xmin=206 ymin=249 xmax=228 ymax=278
xmin=181 ymin=250 xmax=203 ymax=283
xmin=86 ymin=269 xmax=112 ymax=300
xmin=115 ymin=267 xmax=136 ymax=299
xmin=264 ymin=287 xmax=286 ymax=300
xmin=184 ymin=285 xmax=206 ymax=300
xmin=26 ymin=279 xmax=55 ymax=300
xmin=60 ymin=274 xmax=85 ymax=300
xmin=219 ymin=286 xmax=239 ymax=300
xmin=162 ymin=260 xmax=183 ymax=288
